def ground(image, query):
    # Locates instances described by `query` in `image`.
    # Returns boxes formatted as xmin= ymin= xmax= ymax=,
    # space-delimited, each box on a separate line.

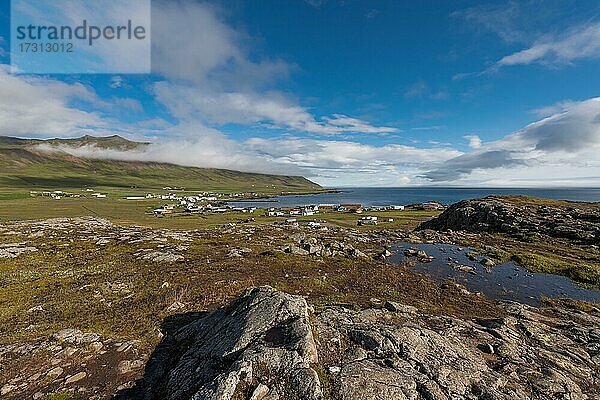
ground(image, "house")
xmin=285 ymin=218 xmax=298 ymax=224
xmin=339 ymin=204 xmax=363 ymax=213
xmin=418 ymin=202 xmax=444 ymax=210
xmin=318 ymin=204 xmax=337 ymax=211
xmin=392 ymin=205 xmax=405 ymax=210
xmin=358 ymin=216 xmax=378 ymax=226
xmin=92 ymin=193 xmax=107 ymax=198
xmin=153 ymin=208 xmax=172 ymax=215
xmin=289 ymin=209 xmax=301 ymax=216
xmin=301 ymin=209 xmax=315 ymax=216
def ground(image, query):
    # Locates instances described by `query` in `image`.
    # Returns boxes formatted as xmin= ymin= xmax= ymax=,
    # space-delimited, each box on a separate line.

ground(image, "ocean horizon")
xmin=230 ymin=187 xmax=600 ymax=208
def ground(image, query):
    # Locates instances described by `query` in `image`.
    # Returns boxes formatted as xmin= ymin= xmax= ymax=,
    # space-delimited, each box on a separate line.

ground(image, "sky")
xmin=0 ymin=0 xmax=599 ymax=187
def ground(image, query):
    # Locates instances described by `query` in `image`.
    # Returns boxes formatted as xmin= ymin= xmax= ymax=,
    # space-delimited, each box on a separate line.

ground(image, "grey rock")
xmin=137 ymin=286 xmax=323 ymax=400
xmin=384 ymin=301 xmax=418 ymax=314
xmin=315 ymin=302 xmax=600 ymax=400
xmin=118 ymin=359 xmax=145 ymax=374
xmin=282 ymin=244 xmax=310 ymax=256
xmin=139 ymin=251 xmax=184 ymax=263
xmin=480 ymin=257 xmax=495 ymax=267
xmin=64 ymin=371 xmax=87 ymax=385
xmin=418 ymin=196 xmax=600 ymax=245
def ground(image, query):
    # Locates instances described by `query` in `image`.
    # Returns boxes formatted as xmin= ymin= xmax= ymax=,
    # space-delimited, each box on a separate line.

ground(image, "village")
xmin=28 ymin=188 xmax=447 ymax=227
xmin=149 ymin=195 xmax=446 ymax=227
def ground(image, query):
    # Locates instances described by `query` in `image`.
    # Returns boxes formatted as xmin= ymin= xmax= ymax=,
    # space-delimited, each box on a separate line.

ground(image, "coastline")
xmin=228 ymin=187 xmax=600 ymax=208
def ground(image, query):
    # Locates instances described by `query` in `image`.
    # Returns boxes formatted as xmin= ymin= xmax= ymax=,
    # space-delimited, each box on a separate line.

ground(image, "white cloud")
xmin=423 ymin=97 xmax=600 ymax=182
xmin=50 ymin=131 xmax=461 ymax=187
xmin=151 ymin=1 xmax=291 ymax=90
xmin=0 ymin=36 xmax=6 ymax=57
xmin=452 ymin=2 xmax=528 ymax=44
xmin=464 ymin=135 xmax=482 ymax=149
xmin=6 ymin=1 xmax=597 ymax=187
xmin=405 ymin=82 xmax=428 ymax=99
xmin=41 ymin=121 xmax=303 ymax=176
xmin=497 ymin=23 xmax=600 ymax=67
xmin=509 ymin=97 xmax=600 ymax=152
xmin=0 ymin=66 xmax=105 ymax=137
xmin=13 ymin=0 xmax=151 ymax=73
xmin=110 ymin=76 xmax=124 ymax=89
xmin=305 ymin=0 xmax=328 ymax=9
xmin=153 ymin=83 xmax=397 ymax=136
xmin=148 ymin=2 xmax=397 ymax=137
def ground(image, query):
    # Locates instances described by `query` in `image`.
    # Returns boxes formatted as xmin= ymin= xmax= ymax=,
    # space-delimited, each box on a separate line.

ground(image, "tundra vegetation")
xmin=0 ymin=136 xmax=598 ymax=399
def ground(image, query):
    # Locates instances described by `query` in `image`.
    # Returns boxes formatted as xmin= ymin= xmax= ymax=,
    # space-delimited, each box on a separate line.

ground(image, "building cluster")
xmin=410 ymin=201 xmax=445 ymax=210
xmin=126 ymin=191 xmax=260 ymax=202
xmin=152 ymin=199 xmax=257 ymax=216
xmin=29 ymin=189 xmax=107 ymax=200
xmin=151 ymin=199 xmax=444 ymax=221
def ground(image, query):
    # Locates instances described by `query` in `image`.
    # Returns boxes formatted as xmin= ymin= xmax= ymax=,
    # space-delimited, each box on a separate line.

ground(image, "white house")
xmin=358 ymin=216 xmax=378 ymax=226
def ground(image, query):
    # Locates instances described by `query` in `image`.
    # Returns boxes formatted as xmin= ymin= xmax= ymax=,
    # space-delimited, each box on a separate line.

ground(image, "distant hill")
xmin=0 ymin=135 xmax=323 ymax=193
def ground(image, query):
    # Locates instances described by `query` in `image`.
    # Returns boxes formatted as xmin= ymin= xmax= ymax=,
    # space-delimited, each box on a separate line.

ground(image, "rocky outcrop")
xmin=418 ymin=196 xmax=600 ymax=244
xmin=117 ymin=287 xmax=599 ymax=400
xmin=278 ymin=234 xmax=368 ymax=258
xmin=0 ymin=243 xmax=38 ymax=258
xmin=126 ymin=286 xmax=323 ymax=400
xmin=0 ymin=328 xmax=144 ymax=399
xmin=316 ymin=302 xmax=599 ymax=400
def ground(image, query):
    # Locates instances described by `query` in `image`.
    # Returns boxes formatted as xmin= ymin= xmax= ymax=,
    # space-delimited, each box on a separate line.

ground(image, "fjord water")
xmin=231 ymin=187 xmax=600 ymax=207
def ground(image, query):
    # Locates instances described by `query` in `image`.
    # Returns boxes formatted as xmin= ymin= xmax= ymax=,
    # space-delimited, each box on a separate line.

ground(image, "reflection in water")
xmin=388 ymin=243 xmax=600 ymax=306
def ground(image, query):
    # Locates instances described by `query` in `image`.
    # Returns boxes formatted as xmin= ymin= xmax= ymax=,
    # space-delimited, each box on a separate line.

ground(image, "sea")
xmin=229 ymin=187 xmax=600 ymax=208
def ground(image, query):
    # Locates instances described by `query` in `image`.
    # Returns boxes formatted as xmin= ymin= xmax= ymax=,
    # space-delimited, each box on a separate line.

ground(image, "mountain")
xmin=0 ymin=136 xmax=322 ymax=193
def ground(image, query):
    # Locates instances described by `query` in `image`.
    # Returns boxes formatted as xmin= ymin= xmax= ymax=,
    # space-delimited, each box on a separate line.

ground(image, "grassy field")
xmin=0 ymin=217 xmax=499 ymax=348
xmin=0 ymin=194 xmax=438 ymax=230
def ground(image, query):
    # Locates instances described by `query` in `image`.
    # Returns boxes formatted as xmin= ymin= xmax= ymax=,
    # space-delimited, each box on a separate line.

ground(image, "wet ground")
xmin=389 ymin=242 xmax=600 ymax=306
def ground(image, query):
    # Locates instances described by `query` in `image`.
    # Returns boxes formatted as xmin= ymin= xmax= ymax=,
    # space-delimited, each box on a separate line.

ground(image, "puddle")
xmin=388 ymin=242 xmax=600 ymax=306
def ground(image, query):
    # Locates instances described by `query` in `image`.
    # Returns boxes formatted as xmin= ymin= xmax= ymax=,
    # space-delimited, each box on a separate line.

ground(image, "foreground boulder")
xmin=128 ymin=286 xmax=322 ymax=400
xmin=418 ymin=196 xmax=600 ymax=244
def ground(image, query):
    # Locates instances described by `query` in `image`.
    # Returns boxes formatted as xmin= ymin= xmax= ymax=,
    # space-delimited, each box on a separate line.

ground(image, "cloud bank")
xmin=2 ymin=1 xmax=599 ymax=187
xmin=423 ymin=98 xmax=600 ymax=182
xmin=497 ymin=23 xmax=600 ymax=67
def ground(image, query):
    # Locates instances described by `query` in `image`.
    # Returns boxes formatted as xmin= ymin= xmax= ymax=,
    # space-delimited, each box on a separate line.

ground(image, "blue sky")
xmin=0 ymin=0 xmax=599 ymax=187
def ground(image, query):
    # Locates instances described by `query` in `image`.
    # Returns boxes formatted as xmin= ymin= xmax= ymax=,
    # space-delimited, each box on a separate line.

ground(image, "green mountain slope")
xmin=0 ymin=136 xmax=322 ymax=194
